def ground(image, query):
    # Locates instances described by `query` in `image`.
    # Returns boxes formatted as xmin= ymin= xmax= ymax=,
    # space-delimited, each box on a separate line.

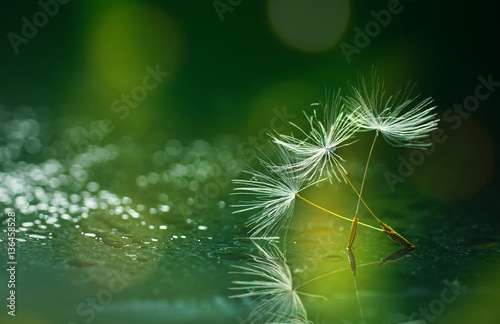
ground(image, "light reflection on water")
xmin=0 ymin=106 xmax=248 ymax=323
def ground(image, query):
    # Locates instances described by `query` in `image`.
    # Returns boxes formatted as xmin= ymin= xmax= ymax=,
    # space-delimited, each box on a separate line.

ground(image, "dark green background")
xmin=1 ymin=1 xmax=499 ymax=137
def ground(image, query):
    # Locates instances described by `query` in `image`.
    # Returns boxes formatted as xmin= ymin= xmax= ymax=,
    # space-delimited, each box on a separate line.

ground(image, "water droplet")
xmin=159 ymin=204 xmax=170 ymax=212
xmin=28 ymin=234 xmax=47 ymax=239
xmin=87 ymin=182 xmax=99 ymax=192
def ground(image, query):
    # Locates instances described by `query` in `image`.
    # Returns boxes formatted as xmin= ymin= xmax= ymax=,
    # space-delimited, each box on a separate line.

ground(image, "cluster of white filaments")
xmin=345 ymin=75 xmax=438 ymax=148
xmin=271 ymin=90 xmax=359 ymax=183
xmin=230 ymin=242 xmax=308 ymax=324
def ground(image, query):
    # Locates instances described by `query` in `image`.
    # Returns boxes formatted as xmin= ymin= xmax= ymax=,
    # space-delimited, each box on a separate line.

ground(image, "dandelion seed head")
xmin=271 ymin=90 xmax=359 ymax=182
xmin=345 ymin=74 xmax=439 ymax=148
xmin=232 ymin=147 xmax=306 ymax=237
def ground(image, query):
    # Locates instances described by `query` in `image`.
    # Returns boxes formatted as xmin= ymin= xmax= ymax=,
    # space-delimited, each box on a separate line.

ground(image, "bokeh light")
xmin=86 ymin=3 xmax=184 ymax=92
xmin=267 ymin=0 xmax=350 ymax=52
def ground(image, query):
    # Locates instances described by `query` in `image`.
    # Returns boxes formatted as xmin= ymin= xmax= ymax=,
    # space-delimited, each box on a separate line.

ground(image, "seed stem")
xmin=348 ymin=131 xmax=379 ymax=248
xmin=295 ymin=194 xmax=383 ymax=232
xmin=333 ymin=132 xmax=415 ymax=249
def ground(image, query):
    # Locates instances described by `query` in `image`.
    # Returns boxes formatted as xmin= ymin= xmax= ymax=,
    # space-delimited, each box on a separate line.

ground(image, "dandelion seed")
xmin=230 ymin=242 xmax=308 ymax=324
xmin=344 ymin=74 xmax=439 ymax=148
xmin=271 ymin=90 xmax=359 ymax=182
xmin=232 ymin=147 xmax=309 ymax=238
xmin=342 ymin=73 xmax=437 ymax=248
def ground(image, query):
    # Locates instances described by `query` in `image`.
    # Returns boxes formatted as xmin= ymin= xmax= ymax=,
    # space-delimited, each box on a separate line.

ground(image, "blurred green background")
xmin=1 ymin=1 xmax=499 ymax=323
xmin=0 ymin=0 xmax=497 ymax=136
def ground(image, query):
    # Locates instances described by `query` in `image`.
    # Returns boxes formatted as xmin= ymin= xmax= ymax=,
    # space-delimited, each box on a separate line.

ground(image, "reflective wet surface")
xmin=1 ymin=107 xmax=499 ymax=324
